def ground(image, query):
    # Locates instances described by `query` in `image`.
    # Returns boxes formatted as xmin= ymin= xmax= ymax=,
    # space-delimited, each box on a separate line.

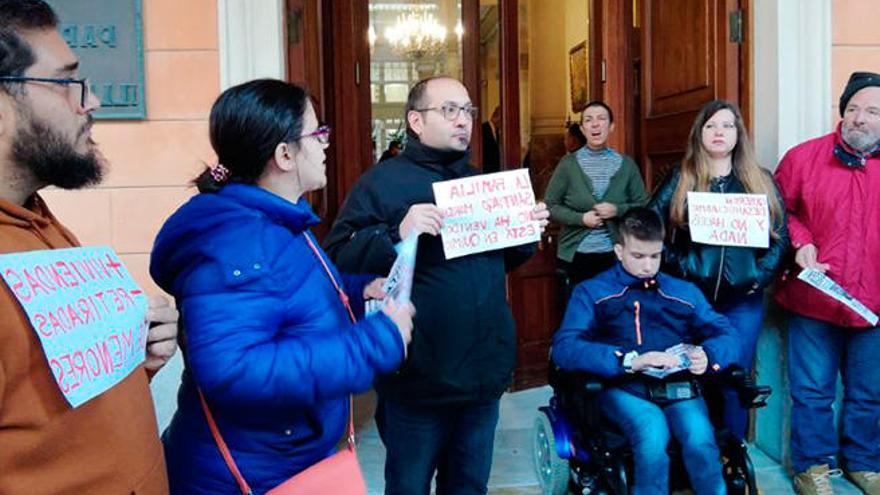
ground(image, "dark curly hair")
xmin=0 ymin=0 xmax=58 ymax=90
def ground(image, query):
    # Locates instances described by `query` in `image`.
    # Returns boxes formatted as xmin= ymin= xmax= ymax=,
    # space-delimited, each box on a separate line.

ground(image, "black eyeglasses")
xmin=415 ymin=103 xmax=478 ymax=121
xmin=0 ymin=76 xmax=91 ymax=109
xmin=299 ymin=125 xmax=332 ymax=144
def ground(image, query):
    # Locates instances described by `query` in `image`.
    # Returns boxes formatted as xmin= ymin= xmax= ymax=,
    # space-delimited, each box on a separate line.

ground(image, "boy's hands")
xmin=686 ymin=347 xmax=709 ymax=375
xmin=632 ymin=351 xmax=681 ymax=372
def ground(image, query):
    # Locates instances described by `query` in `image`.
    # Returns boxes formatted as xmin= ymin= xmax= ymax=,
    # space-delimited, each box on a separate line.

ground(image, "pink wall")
xmin=832 ymin=0 xmax=880 ymax=126
xmin=41 ymin=0 xmax=220 ymax=295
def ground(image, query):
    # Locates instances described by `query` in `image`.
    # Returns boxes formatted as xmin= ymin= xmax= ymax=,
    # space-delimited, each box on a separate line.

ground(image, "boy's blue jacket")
xmin=552 ymin=264 xmax=740 ymax=380
xmin=149 ymin=184 xmax=404 ymax=494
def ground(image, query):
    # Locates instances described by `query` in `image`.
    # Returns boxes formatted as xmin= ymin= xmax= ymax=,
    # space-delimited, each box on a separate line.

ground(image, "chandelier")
xmin=384 ymin=8 xmax=448 ymax=59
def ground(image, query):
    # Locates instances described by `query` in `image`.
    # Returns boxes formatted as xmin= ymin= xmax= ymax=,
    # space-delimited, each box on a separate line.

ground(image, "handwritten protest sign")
xmin=366 ymin=233 xmax=418 ymax=315
xmin=432 ymin=169 xmax=539 ymax=259
xmin=798 ymin=268 xmax=879 ymax=326
xmin=687 ymin=192 xmax=769 ymax=248
xmin=0 ymin=247 xmax=148 ymax=407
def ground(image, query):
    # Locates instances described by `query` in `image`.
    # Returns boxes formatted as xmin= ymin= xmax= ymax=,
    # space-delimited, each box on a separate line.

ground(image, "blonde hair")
xmin=669 ymin=100 xmax=783 ymax=238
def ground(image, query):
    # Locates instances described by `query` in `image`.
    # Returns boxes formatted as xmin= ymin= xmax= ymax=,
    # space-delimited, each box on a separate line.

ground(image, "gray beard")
xmin=843 ymin=127 xmax=880 ymax=153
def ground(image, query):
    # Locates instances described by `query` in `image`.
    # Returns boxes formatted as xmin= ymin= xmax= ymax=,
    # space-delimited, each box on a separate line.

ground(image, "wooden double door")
xmin=285 ymin=0 xmax=747 ymax=389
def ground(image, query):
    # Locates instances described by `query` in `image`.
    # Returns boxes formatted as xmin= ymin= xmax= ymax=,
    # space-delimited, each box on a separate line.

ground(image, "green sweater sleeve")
xmin=544 ymin=157 xmax=587 ymax=227
xmin=615 ymin=157 xmax=648 ymax=216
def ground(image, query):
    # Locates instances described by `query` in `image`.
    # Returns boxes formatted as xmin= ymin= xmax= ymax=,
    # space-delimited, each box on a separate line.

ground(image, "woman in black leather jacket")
xmin=649 ymin=100 xmax=789 ymax=441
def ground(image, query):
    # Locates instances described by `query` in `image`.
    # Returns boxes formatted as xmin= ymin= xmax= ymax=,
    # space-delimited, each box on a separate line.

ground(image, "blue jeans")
xmin=788 ymin=314 xmax=880 ymax=473
xmin=601 ymin=388 xmax=726 ymax=495
xmin=716 ymin=293 xmax=765 ymax=440
xmin=376 ymin=397 xmax=500 ymax=495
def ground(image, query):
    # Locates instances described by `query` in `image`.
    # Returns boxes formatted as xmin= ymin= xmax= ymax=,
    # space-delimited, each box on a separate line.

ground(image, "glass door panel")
xmin=368 ymin=1 xmax=464 ymax=162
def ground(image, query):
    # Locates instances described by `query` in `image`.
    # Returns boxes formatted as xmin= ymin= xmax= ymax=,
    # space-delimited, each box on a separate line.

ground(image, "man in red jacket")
xmin=775 ymin=71 xmax=880 ymax=495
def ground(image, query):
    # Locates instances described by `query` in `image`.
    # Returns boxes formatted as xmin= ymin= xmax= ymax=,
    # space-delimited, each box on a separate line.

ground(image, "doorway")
xmin=285 ymin=0 xmax=748 ymax=390
xmin=366 ymin=0 xmax=465 ymax=164
xmin=491 ymin=0 xmax=748 ymax=388
xmin=502 ymin=0 xmax=601 ymax=389
xmin=636 ymin=0 xmax=748 ymax=189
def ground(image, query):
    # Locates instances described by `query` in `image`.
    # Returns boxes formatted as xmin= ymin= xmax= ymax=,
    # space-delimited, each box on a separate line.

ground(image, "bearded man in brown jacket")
xmin=0 ymin=1 xmax=178 ymax=493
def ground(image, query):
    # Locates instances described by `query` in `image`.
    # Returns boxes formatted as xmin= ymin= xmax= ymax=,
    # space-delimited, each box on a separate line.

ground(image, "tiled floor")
xmin=750 ymin=447 xmax=862 ymax=494
xmin=358 ymin=387 xmax=552 ymax=494
xmin=358 ymin=386 xmax=864 ymax=495
xmin=152 ymin=356 xmax=863 ymax=494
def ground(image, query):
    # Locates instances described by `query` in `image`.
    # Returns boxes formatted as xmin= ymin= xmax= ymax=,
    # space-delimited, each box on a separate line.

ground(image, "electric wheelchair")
xmin=533 ymin=362 xmax=771 ymax=495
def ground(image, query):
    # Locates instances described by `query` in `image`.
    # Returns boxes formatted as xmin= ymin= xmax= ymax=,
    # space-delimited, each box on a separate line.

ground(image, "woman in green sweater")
xmin=544 ymin=101 xmax=648 ymax=289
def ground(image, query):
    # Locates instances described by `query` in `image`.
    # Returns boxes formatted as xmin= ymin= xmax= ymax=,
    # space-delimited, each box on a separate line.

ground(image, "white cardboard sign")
xmin=687 ymin=192 xmax=770 ymax=248
xmin=432 ymin=169 xmax=540 ymax=259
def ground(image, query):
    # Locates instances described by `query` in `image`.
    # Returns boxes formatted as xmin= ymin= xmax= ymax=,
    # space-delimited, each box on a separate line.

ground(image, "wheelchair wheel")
xmin=743 ymin=448 xmax=759 ymax=495
xmin=533 ymin=414 xmax=570 ymax=495
xmin=722 ymin=443 xmax=758 ymax=495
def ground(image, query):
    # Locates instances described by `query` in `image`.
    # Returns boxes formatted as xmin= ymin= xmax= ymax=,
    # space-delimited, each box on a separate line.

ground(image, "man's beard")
xmin=843 ymin=123 xmax=880 ymax=153
xmin=11 ymin=106 xmax=105 ymax=190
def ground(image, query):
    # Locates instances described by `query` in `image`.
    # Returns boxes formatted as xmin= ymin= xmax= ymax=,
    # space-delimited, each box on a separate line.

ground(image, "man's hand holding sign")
xmin=794 ymin=244 xmax=830 ymax=274
xmin=145 ymin=295 xmax=179 ymax=372
xmin=534 ymin=202 xmax=551 ymax=229
xmin=399 ymin=203 xmax=444 ymax=238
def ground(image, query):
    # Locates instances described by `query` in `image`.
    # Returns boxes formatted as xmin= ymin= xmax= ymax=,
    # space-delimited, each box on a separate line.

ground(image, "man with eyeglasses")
xmin=0 ymin=2 xmax=177 ymax=494
xmin=325 ymin=76 xmax=550 ymax=495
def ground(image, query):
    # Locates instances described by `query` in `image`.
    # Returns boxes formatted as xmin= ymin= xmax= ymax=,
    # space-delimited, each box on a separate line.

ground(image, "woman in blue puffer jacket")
xmin=149 ymin=79 xmax=414 ymax=495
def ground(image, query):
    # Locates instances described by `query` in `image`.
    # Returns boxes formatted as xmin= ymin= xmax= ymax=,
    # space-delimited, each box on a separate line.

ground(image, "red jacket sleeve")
xmin=774 ymin=150 xmax=814 ymax=249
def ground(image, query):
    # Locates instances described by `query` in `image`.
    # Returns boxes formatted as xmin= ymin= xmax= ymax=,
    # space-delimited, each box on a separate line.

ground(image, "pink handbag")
xmin=199 ymin=393 xmax=366 ymax=495
xmin=199 ymin=233 xmax=367 ymax=495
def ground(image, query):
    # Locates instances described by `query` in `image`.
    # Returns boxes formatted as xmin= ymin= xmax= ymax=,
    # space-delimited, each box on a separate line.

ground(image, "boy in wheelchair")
xmin=551 ymin=207 xmax=740 ymax=495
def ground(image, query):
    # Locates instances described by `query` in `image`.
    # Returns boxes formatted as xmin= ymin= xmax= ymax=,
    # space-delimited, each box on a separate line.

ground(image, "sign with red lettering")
xmin=0 ymin=246 xmax=148 ymax=407
xmin=687 ymin=192 xmax=770 ymax=248
xmin=432 ymin=169 xmax=540 ymax=259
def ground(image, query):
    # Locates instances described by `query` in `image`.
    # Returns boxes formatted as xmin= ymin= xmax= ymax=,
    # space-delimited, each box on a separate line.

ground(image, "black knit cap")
xmin=839 ymin=71 xmax=880 ymax=117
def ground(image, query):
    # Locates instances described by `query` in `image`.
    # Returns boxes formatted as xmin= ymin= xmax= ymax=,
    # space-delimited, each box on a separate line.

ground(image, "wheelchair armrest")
xmin=547 ymin=361 xmax=608 ymax=434
xmin=548 ymin=361 xmax=605 ymax=395
xmin=716 ymin=366 xmax=773 ymax=409
xmin=726 ymin=367 xmax=748 ymax=382
xmin=743 ymin=384 xmax=772 ymax=409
